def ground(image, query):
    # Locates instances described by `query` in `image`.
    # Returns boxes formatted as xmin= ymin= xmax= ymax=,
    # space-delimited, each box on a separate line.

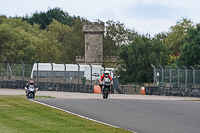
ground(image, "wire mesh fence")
xmin=0 ymin=62 xmax=118 ymax=93
xmin=0 ymin=63 xmax=34 ymax=81
xmin=0 ymin=62 xmax=108 ymax=85
xmin=152 ymin=65 xmax=200 ymax=88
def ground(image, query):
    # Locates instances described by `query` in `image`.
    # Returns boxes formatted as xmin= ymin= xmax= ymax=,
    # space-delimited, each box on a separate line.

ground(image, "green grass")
xmin=182 ymin=99 xmax=200 ymax=101
xmin=0 ymin=95 xmax=132 ymax=133
xmin=35 ymin=95 xmax=55 ymax=99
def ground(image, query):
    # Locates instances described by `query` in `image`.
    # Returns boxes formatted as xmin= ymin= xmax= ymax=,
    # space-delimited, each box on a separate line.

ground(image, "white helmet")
xmin=104 ymin=70 xmax=109 ymax=77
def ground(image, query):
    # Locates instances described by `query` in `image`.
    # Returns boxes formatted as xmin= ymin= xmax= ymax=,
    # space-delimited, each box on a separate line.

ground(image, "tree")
xmin=0 ymin=14 xmax=86 ymax=64
xmin=117 ymin=35 xmax=168 ymax=84
xmin=35 ymin=28 xmax=60 ymax=63
xmin=24 ymin=7 xmax=74 ymax=29
xmin=103 ymin=20 xmax=138 ymax=56
xmin=0 ymin=16 xmax=42 ymax=63
xmin=164 ymin=18 xmax=194 ymax=56
xmin=38 ymin=19 xmax=84 ymax=63
xmin=176 ymin=24 xmax=200 ymax=67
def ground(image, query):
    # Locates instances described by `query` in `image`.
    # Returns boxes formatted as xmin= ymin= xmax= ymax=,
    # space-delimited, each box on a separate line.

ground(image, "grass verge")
xmin=0 ymin=95 xmax=132 ymax=133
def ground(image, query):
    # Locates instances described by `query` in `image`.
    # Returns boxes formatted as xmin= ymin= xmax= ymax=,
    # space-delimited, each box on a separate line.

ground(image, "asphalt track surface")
xmin=1 ymin=89 xmax=200 ymax=133
xmin=34 ymin=98 xmax=200 ymax=133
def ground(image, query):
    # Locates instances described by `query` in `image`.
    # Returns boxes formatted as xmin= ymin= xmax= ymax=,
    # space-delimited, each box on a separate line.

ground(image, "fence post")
xmin=167 ymin=65 xmax=171 ymax=87
xmin=159 ymin=65 xmax=164 ymax=86
xmin=34 ymin=61 xmax=38 ymax=85
xmin=21 ymin=60 xmax=25 ymax=82
xmin=89 ymin=63 xmax=92 ymax=89
xmin=190 ymin=66 xmax=195 ymax=88
xmin=151 ymin=64 xmax=156 ymax=86
xmin=183 ymin=65 xmax=187 ymax=88
xmin=63 ymin=63 xmax=66 ymax=84
xmin=101 ymin=64 xmax=105 ymax=70
xmin=5 ymin=59 xmax=9 ymax=80
xmin=76 ymin=62 xmax=80 ymax=91
xmin=50 ymin=62 xmax=53 ymax=83
xmin=175 ymin=66 xmax=180 ymax=87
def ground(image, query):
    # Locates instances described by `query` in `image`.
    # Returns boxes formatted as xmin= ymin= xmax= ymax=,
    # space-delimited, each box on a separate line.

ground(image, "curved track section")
xmin=34 ymin=98 xmax=200 ymax=133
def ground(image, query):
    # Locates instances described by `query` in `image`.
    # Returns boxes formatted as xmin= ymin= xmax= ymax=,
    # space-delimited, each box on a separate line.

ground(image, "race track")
xmin=34 ymin=98 xmax=200 ymax=133
xmin=1 ymin=89 xmax=200 ymax=133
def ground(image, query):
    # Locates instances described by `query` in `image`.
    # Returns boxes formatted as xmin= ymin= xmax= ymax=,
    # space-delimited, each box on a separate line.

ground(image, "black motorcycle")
xmin=101 ymin=78 xmax=112 ymax=99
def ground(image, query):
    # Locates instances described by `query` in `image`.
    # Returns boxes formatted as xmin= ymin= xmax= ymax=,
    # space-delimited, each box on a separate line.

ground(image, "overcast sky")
xmin=1 ymin=0 xmax=200 ymax=36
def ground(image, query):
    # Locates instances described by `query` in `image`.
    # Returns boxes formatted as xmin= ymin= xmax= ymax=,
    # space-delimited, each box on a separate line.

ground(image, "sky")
xmin=1 ymin=0 xmax=200 ymax=36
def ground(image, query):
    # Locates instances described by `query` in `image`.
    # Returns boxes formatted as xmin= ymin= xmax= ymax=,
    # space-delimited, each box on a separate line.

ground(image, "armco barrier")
xmin=144 ymin=86 xmax=200 ymax=97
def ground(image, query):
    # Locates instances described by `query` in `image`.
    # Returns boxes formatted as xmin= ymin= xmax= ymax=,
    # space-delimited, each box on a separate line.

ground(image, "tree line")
xmin=0 ymin=7 xmax=200 ymax=84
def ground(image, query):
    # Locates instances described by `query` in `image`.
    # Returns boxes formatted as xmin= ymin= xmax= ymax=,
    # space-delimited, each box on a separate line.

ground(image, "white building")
xmin=31 ymin=63 xmax=114 ymax=80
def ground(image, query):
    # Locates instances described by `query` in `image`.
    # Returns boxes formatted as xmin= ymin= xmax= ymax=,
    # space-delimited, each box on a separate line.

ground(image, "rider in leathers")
xmin=99 ymin=70 xmax=113 ymax=92
xmin=25 ymin=80 xmax=38 ymax=96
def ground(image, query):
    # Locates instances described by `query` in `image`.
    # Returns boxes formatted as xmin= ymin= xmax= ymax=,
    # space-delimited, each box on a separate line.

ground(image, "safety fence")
xmin=148 ymin=65 xmax=200 ymax=97
xmin=0 ymin=62 xmax=105 ymax=85
xmin=0 ymin=62 xmax=118 ymax=93
xmin=151 ymin=64 xmax=200 ymax=88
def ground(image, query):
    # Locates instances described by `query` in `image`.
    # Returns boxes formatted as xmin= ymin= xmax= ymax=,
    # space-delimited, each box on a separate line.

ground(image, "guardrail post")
xmin=159 ymin=65 xmax=164 ymax=86
xmin=151 ymin=64 xmax=156 ymax=86
xmin=21 ymin=60 xmax=25 ymax=82
xmin=175 ymin=66 xmax=180 ymax=87
xmin=50 ymin=62 xmax=53 ymax=83
xmin=190 ymin=66 xmax=195 ymax=88
xmin=183 ymin=65 xmax=187 ymax=88
xmin=167 ymin=65 xmax=171 ymax=87
xmin=34 ymin=61 xmax=38 ymax=85
xmin=76 ymin=62 xmax=80 ymax=91
xmin=89 ymin=63 xmax=92 ymax=89
xmin=5 ymin=59 xmax=9 ymax=80
xmin=63 ymin=63 xmax=66 ymax=84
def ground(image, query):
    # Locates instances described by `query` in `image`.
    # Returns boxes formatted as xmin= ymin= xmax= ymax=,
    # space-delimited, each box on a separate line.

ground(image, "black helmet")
xmin=30 ymin=80 xmax=34 ymax=85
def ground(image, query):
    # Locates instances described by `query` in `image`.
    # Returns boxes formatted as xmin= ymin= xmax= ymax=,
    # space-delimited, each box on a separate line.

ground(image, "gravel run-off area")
xmin=1 ymin=88 xmax=200 ymax=100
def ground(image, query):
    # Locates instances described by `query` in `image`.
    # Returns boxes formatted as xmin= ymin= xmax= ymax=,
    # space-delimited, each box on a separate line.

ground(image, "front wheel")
xmin=27 ymin=92 xmax=35 ymax=99
xmin=103 ymin=87 xmax=109 ymax=99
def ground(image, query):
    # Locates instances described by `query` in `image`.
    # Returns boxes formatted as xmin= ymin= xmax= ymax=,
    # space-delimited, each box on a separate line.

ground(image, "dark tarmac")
xmin=34 ymin=98 xmax=200 ymax=133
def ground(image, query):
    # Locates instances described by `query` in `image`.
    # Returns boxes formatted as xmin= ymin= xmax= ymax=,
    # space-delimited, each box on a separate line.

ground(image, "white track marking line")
xmin=29 ymin=99 xmax=136 ymax=133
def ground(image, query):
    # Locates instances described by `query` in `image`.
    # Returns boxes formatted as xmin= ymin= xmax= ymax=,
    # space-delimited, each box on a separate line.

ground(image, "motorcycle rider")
xmin=99 ymin=70 xmax=113 ymax=92
xmin=25 ymin=80 xmax=38 ymax=96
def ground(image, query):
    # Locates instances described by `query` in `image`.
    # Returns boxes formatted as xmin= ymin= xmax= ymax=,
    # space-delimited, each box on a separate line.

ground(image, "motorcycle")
xmin=26 ymin=86 xmax=37 ymax=99
xmin=101 ymin=77 xmax=112 ymax=99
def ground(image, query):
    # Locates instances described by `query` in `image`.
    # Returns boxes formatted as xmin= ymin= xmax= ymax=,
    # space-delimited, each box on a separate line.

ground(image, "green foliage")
xmin=38 ymin=19 xmax=84 ymax=63
xmin=23 ymin=7 xmax=74 ymax=29
xmin=0 ymin=17 xmax=41 ymax=63
xmin=117 ymin=36 xmax=168 ymax=84
xmin=164 ymin=18 xmax=194 ymax=56
xmin=0 ymin=11 xmax=86 ymax=64
xmin=103 ymin=20 xmax=138 ymax=56
xmin=176 ymin=24 xmax=200 ymax=66
xmin=81 ymin=77 xmax=86 ymax=85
